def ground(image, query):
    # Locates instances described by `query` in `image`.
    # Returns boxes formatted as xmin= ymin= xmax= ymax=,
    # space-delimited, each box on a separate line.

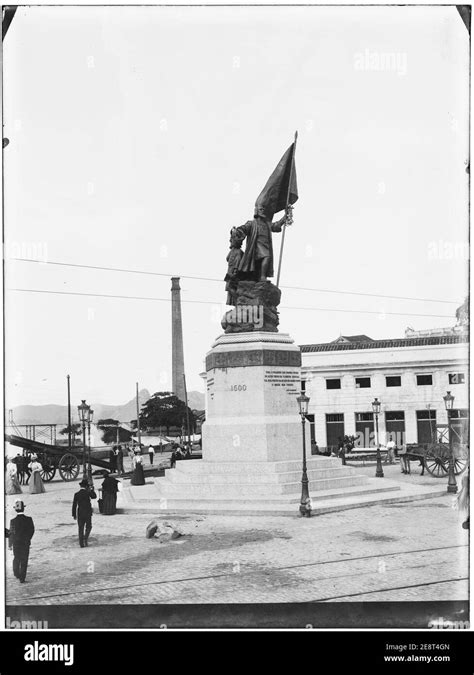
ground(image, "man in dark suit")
xmin=117 ymin=445 xmax=124 ymax=475
xmin=109 ymin=447 xmax=117 ymax=473
xmin=8 ymin=499 xmax=35 ymax=583
xmin=72 ymin=479 xmax=97 ymax=547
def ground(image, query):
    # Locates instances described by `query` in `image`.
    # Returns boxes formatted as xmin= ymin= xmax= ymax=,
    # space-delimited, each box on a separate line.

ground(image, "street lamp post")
xmin=427 ymin=403 xmax=435 ymax=443
xmin=297 ymin=392 xmax=311 ymax=517
xmin=372 ymin=397 xmax=384 ymax=478
xmin=87 ymin=409 xmax=94 ymax=485
xmin=78 ymin=400 xmax=93 ymax=485
xmin=443 ymin=391 xmax=457 ymax=494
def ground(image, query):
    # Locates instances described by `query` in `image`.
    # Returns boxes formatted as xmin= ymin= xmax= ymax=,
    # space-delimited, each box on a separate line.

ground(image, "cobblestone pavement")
xmin=5 ymin=465 xmax=468 ymax=608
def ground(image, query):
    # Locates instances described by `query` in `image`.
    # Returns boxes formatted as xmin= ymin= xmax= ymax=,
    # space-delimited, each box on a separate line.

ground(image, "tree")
xmin=96 ymin=418 xmax=133 ymax=445
xmin=60 ymin=423 xmax=81 ymax=438
xmin=139 ymin=392 xmax=196 ymax=436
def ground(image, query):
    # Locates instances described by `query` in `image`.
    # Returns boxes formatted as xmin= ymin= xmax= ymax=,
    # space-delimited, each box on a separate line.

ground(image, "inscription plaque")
xmin=206 ymin=349 xmax=301 ymax=371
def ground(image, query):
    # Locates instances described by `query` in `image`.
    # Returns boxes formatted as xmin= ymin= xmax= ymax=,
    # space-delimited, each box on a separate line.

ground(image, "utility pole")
xmin=82 ymin=421 xmax=87 ymax=478
xmin=67 ymin=375 xmax=72 ymax=452
xmin=183 ymin=373 xmax=191 ymax=444
xmin=136 ymin=382 xmax=141 ymax=448
xmin=427 ymin=403 xmax=435 ymax=443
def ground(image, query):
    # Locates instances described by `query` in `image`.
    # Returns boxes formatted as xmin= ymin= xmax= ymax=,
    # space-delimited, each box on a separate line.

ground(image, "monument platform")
xmin=121 ymin=463 xmax=446 ymax=516
xmin=123 ymin=331 xmax=442 ymax=515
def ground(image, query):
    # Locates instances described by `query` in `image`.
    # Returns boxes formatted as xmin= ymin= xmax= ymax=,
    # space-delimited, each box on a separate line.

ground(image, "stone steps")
xmin=155 ymin=488 xmax=440 ymax=515
xmin=154 ymin=474 xmax=369 ymax=497
xmin=155 ymin=455 xmax=370 ymax=499
xmin=121 ymin=480 xmax=446 ymax=516
xmin=166 ymin=465 xmax=359 ymax=484
xmin=132 ymin=481 xmax=398 ymax=503
xmin=173 ymin=457 xmax=342 ymax=475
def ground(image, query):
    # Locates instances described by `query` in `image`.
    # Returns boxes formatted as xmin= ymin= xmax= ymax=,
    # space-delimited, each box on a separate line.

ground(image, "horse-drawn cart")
xmin=402 ymin=442 xmax=468 ymax=477
xmin=35 ymin=449 xmax=82 ymax=482
xmin=6 ymin=434 xmax=112 ymax=482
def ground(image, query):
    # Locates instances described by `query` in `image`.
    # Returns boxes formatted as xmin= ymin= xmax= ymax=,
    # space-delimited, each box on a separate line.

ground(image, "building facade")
xmin=300 ymin=331 xmax=468 ymax=451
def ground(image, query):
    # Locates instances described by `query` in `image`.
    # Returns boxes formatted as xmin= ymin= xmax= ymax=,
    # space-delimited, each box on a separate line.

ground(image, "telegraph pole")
xmin=67 ymin=375 xmax=72 ymax=452
xmin=136 ymin=382 xmax=141 ymax=448
xmin=183 ymin=373 xmax=191 ymax=444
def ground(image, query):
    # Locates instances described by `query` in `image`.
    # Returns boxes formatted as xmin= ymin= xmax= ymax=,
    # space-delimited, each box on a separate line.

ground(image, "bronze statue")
xmin=224 ymin=227 xmax=244 ymax=305
xmin=221 ymin=205 xmax=290 ymax=333
xmin=235 ymin=204 xmax=291 ymax=282
xmin=222 ymin=135 xmax=298 ymax=332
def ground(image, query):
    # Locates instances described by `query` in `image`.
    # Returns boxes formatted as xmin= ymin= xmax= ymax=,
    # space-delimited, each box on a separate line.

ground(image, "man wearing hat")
xmin=8 ymin=500 xmax=35 ymax=583
xmin=72 ymin=479 xmax=97 ymax=548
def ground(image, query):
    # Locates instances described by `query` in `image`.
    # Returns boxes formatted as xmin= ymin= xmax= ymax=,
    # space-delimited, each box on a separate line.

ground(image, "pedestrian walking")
xmin=117 ymin=445 xmax=124 ymax=475
xmin=5 ymin=458 xmax=22 ymax=495
xmin=109 ymin=446 xmax=117 ymax=473
xmin=386 ymin=438 xmax=396 ymax=464
xmin=101 ymin=472 xmax=120 ymax=515
xmin=8 ymin=499 xmax=34 ymax=583
xmin=28 ymin=456 xmax=45 ymax=494
xmin=399 ymin=444 xmax=410 ymax=474
xmin=148 ymin=445 xmax=155 ymax=465
xmin=130 ymin=451 xmax=145 ymax=485
xmin=458 ymin=465 xmax=469 ymax=530
xmin=72 ymin=479 xmax=97 ymax=547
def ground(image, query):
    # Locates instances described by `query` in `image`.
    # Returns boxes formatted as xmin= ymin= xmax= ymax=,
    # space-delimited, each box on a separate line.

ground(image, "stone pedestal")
xmin=147 ymin=332 xmax=401 ymax=515
xmin=203 ymin=332 xmax=305 ymax=462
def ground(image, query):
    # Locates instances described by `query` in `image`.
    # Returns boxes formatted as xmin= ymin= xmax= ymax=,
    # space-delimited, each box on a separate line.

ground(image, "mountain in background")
xmin=187 ymin=391 xmax=205 ymax=410
xmin=9 ymin=389 xmax=205 ymax=427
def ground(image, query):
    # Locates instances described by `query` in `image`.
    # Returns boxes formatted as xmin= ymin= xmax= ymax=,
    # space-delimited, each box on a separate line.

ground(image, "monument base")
xmin=146 ymin=332 xmax=404 ymax=514
xmin=202 ymin=332 xmax=304 ymax=462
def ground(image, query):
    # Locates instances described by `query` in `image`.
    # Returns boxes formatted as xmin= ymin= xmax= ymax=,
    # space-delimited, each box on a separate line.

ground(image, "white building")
xmin=300 ymin=329 xmax=468 ymax=451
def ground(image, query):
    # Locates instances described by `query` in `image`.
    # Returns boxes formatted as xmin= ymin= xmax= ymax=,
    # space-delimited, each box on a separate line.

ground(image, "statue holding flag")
xmin=235 ymin=135 xmax=298 ymax=284
xmin=222 ymin=134 xmax=298 ymax=334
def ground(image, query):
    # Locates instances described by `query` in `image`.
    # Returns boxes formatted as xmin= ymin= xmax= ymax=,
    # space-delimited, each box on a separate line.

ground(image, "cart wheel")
xmin=40 ymin=464 xmax=56 ymax=482
xmin=59 ymin=453 xmax=80 ymax=481
xmin=424 ymin=449 xmax=449 ymax=477
xmin=453 ymin=457 xmax=468 ymax=476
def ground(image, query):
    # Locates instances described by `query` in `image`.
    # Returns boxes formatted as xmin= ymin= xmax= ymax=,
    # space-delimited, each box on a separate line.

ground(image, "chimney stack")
xmin=171 ymin=277 xmax=186 ymax=402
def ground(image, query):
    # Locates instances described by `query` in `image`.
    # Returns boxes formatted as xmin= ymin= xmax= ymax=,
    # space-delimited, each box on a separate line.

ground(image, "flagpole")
xmin=276 ymin=130 xmax=298 ymax=288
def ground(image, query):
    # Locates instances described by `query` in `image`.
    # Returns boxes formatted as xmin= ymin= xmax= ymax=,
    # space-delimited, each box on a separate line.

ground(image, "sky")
xmin=3 ymin=5 xmax=469 ymax=409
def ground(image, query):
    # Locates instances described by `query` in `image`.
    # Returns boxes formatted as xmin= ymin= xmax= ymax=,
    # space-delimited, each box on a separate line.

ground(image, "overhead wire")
xmin=9 ymin=257 xmax=460 ymax=305
xmin=8 ymin=287 xmax=454 ymax=319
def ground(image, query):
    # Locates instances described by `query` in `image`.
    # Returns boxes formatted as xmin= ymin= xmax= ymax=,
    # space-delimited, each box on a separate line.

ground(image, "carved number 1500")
xmin=231 ymin=385 xmax=247 ymax=391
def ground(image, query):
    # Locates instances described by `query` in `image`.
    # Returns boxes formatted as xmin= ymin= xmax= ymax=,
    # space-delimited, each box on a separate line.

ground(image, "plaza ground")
xmin=5 ymin=456 xmax=468 ymax=616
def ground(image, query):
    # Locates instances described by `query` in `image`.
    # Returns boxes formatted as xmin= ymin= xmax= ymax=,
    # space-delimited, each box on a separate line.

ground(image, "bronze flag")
xmin=255 ymin=142 xmax=298 ymax=217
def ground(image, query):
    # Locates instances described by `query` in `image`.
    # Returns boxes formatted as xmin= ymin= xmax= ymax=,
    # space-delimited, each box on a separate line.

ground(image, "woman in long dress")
xmin=101 ymin=473 xmax=120 ymax=514
xmin=458 ymin=464 xmax=469 ymax=529
xmin=5 ymin=459 xmax=22 ymax=495
xmin=130 ymin=451 xmax=145 ymax=486
xmin=28 ymin=456 xmax=46 ymax=494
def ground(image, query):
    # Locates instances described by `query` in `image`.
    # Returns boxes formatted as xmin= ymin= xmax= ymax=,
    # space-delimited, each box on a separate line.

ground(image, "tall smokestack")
xmin=171 ymin=277 xmax=186 ymax=402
